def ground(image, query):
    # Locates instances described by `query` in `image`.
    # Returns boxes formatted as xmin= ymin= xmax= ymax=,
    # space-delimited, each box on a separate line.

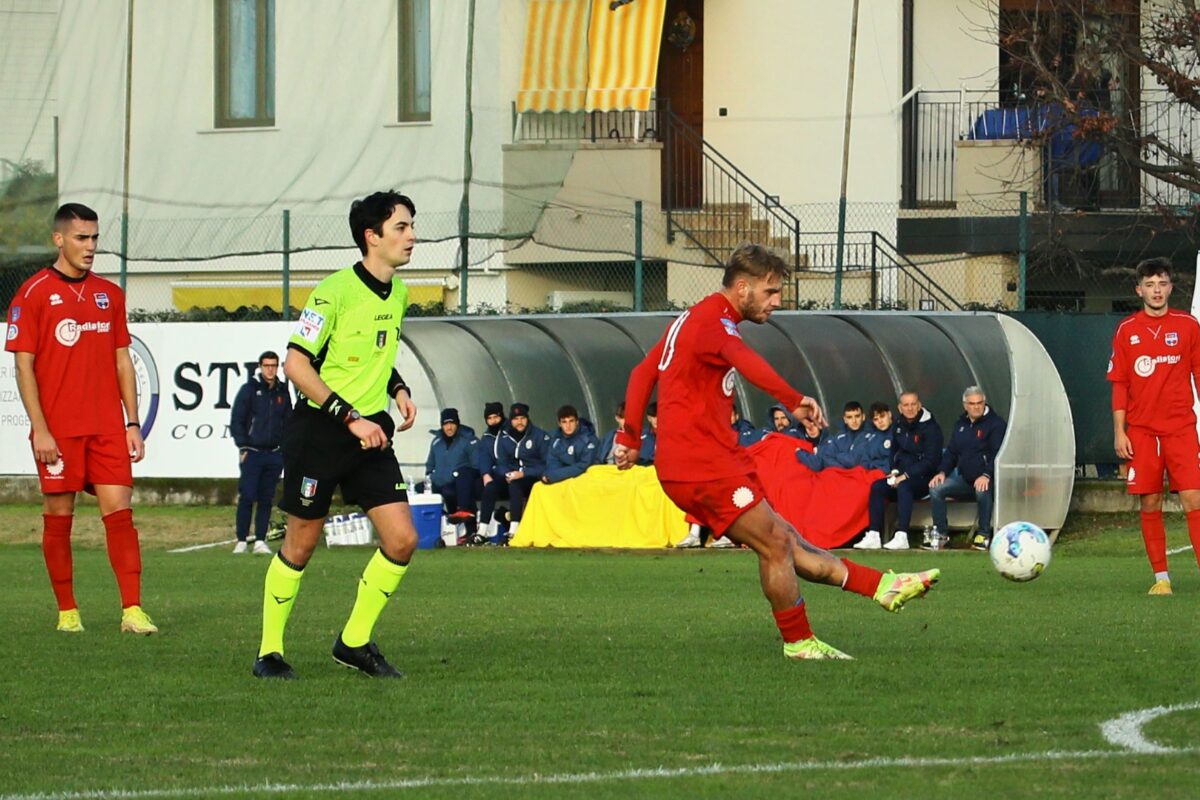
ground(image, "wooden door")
xmin=657 ymin=0 xmax=704 ymax=208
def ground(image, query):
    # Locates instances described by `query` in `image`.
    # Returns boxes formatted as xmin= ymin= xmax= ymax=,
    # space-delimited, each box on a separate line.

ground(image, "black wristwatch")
xmin=343 ymin=409 xmax=362 ymax=426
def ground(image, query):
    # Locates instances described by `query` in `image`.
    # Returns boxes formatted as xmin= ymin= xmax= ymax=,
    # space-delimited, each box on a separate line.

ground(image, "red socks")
xmin=840 ymin=558 xmax=885 ymax=598
xmin=42 ymin=514 xmax=76 ymax=611
xmin=1187 ymin=510 xmax=1200 ymax=570
xmin=103 ymin=508 xmax=142 ymax=608
xmin=1140 ymin=511 xmax=1168 ymax=574
xmin=772 ymin=600 xmax=813 ymax=643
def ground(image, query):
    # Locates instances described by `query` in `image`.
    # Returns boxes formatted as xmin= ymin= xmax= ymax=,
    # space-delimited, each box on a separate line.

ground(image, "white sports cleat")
xmin=883 ymin=531 xmax=910 ymax=550
xmin=709 ymin=536 xmax=736 ymax=549
xmin=252 ymin=540 xmax=272 ymax=555
xmin=854 ymin=531 xmax=882 ymax=550
xmin=675 ymin=528 xmax=702 ymax=549
xmin=232 ymin=541 xmax=248 ymax=554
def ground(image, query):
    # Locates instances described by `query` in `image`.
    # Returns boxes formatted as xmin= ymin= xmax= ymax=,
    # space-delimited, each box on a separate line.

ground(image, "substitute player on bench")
xmin=253 ymin=190 xmax=420 ymax=679
xmin=5 ymin=203 xmax=156 ymax=635
xmin=614 ymin=243 xmax=939 ymax=660
xmin=1109 ymin=257 xmax=1200 ymax=596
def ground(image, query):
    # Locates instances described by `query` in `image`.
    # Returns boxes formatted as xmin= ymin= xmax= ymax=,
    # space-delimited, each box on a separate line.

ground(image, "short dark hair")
xmin=722 ymin=243 xmax=790 ymax=288
xmin=259 ymin=350 xmax=279 ymax=364
xmin=349 ymin=191 xmax=416 ymax=256
xmin=646 ymin=402 xmax=658 ymax=416
xmin=614 ymin=401 xmax=626 ymax=416
xmin=869 ymin=401 xmax=891 ymax=417
xmin=843 ymin=401 xmax=863 ymax=414
xmin=557 ymin=404 xmax=579 ymax=420
xmin=54 ymin=203 xmax=98 ymax=230
xmin=1135 ymin=257 xmax=1172 ymax=283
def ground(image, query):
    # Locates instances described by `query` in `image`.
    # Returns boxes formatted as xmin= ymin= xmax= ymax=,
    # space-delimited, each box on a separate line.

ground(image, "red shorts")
xmin=34 ymin=433 xmax=133 ymax=494
xmin=659 ymin=471 xmax=765 ymax=535
xmin=1126 ymin=426 xmax=1200 ymax=495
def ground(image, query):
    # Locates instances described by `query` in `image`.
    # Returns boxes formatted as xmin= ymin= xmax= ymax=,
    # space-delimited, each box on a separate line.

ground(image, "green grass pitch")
xmin=1 ymin=509 xmax=1199 ymax=799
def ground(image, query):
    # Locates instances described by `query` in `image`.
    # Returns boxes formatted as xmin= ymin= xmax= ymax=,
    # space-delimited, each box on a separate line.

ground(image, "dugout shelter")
xmin=396 ymin=312 xmax=1074 ymax=534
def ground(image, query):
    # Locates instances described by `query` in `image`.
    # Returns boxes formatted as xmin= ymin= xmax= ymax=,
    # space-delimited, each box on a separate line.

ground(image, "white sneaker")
xmin=252 ymin=540 xmax=272 ymax=555
xmin=853 ymin=531 xmax=881 ymax=550
xmin=883 ymin=531 xmax=910 ymax=550
xmin=710 ymin=536 xmax=736 ymax=549
xmin=232 ymin=541 xmax=248 ymax=554
xmin=675 ymin=530 xmax=702 ymax=548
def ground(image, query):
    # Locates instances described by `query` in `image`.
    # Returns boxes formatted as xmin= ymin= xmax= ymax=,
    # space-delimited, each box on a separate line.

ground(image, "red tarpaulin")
xmin=748 ymin=433 xmax=884 ymax=549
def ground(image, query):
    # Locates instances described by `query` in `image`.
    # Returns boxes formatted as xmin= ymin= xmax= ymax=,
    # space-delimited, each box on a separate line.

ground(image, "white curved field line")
xmin=2 ymin=702 xmax=1196 ymax=800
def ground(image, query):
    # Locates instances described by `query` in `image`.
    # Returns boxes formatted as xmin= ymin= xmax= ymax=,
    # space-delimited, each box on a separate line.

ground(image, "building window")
xmin=215 ymin=0 xmax=275 ymax=128
xmin=398 ymin=0 xmax=431 ymax=122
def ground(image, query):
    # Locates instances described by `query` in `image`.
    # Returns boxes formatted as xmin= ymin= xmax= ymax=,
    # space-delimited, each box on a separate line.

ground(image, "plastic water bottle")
xmin=423 ymin=475 xmax=432 ymax=494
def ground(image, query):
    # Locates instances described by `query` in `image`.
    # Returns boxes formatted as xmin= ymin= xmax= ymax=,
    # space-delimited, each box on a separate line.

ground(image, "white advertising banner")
xmin=1 ymin=322 xmax=296 ymax=478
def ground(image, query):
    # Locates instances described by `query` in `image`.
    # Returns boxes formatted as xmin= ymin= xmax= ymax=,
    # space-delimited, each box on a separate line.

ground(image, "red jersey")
xmin=1108 ymin=308 xmax=1200 ymax=435
xmin=616 ymin=292 xmax=806 ymax=481
xmin=5 ymin=267 xmax=131 ymax=438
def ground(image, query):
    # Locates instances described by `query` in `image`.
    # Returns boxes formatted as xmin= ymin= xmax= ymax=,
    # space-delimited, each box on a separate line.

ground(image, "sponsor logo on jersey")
xmin=376 ymin=330 xmax=387 ymax=348
xmin=295 ymin=308 xmax=325 ymax=343
xmin=1134 ymin=353 xmax=1181 ymax=377
xmin=301 ymin=477 xmax=318 ymax=498
xmin=54 ymin=318 xmax=111 ymax=347
xmin=731 ymin=486 xmax=755 ymax=508
xmin=1130 ymin=334 xmax=1140 ymax=345
xmin=1166 ymin=332 xmax=1179 ymax=346
xmin=9 ymin=306 xmax=19 ymax=321
xmin=722 ymin=367 xmax=737 ymax=397
xmin=94 ymin=292 xmax=109 ymax=309
xmin=6 ymin=324 xmax=16 ymax=341
xmin=721 ymin=317 xmax=742 ymax=338
xmin=49 ymin=293 xmax=62 ymax=306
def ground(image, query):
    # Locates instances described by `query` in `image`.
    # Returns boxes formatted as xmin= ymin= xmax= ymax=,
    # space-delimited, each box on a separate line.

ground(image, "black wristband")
xmin=125 ymin=422 xmax=141 ymax=429
xmin=387 ymin=371 xmax=411 ymax=399
xmin=319 ymin=392 xmax=352 ymax=423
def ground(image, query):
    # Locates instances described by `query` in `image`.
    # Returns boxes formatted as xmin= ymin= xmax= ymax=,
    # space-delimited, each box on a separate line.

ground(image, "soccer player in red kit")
xmin=1109 ymin=257 xmax=1200 ymax=596
xmin=4 ymin=203 xmax=157 ymax=634
xmin=613 ymin=244 xmax=939 ymax=660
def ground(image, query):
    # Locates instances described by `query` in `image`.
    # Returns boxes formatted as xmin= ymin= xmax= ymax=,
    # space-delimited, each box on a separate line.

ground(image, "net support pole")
xmin=1018 ymin=190 xmax=1028 ymax=312
xmin=120 ymin=214 xmax=128 ymax=292
xmin=634 ymin=200 xmax=644 ymax=312
xmin=833 ymin=0 xmax=861 ymax=310
xmin=282 ymin=209 xmax=291 ymax=320
xmin=458 ymin=0 xmax=477 ymax=315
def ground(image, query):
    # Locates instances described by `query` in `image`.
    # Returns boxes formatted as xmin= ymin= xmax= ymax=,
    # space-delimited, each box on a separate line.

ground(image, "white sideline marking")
xmin=1166 ymin=544 xmax=1194 ymax=556
xmin=167 ymin=539 xmax=237 ymax=553
xmin=3 ymin=744 xmax=1196 ymax=800
xmin=1099 ymin=701 xmax=1200 ymax=754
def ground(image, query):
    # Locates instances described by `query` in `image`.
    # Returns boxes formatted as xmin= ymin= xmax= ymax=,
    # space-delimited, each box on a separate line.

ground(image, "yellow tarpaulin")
xmin=510 ymin=464 xmax=689 ymax=548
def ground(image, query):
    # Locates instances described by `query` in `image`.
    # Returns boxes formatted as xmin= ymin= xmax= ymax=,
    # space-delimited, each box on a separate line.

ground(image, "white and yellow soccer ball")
xmin=989 ymin=521 xmax=1052 ymax=582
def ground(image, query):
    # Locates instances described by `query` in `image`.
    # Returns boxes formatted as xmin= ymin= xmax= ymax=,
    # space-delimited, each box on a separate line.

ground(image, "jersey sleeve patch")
xmin=721 ymin=317 xmax=742 ymax=338
xmin=6 ymin=323 xmax=17 ymax=341
xmin=294 ymin=308 xmax=326 ymax=344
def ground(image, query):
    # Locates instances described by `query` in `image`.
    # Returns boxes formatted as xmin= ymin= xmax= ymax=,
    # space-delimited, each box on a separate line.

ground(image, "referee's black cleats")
xmin=332 ymin=635 xmax=404 ymax=678
xmin=252 ymin=652 xmax=297 ymax=680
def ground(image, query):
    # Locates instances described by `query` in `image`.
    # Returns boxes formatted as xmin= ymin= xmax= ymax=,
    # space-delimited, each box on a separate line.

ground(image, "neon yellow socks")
xmin=341 ymin=549 xmax=408 ymax=648
xmin=258 ymin=554 xmax=304 ymax=657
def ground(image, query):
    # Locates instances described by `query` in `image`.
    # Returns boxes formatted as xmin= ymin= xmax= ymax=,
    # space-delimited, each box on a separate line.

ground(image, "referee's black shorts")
xmin=279 ymin=403 xmax=408 ymax=519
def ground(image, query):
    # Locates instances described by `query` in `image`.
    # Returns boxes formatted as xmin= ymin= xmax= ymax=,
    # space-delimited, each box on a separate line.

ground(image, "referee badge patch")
xmin=301 ymin=477 xmax=318 ymax=498
xmin=295 ymin=308 xmax=326 ymax=343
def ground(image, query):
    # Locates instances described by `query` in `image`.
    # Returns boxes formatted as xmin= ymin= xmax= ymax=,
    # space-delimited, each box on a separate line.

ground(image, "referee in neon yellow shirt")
xmin=253 ymin=191 xmax=420 ymax=680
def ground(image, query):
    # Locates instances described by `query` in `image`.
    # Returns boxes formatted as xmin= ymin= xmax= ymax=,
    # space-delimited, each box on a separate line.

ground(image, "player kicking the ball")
xmin=614 ymin=244 xmax=939 ymax=660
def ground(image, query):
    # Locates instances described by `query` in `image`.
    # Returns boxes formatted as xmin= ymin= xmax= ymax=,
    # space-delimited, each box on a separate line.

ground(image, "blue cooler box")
xmin=409 ymin=494 xmax=444 ymax=549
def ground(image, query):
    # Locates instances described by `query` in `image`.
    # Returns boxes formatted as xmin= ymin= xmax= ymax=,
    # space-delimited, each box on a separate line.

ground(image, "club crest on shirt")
xmin=721 ymin=318 xmax=742 ymax=338
xmin=6 ymin=324 xmax=16 ymax=341
xmin=94 ymin=292 xmax=109 ymax=310
xmin=300 ymin=477 xmax=318 ymax=498
xmin=525 ymin=440 xmax=533 ymax=450
xmin=9 ymin=306 xmax=19 ymax=321
xmin=722 ymin=367 xmax=737 ymax=397
xmin=1166 ymin=332 xmax=1179 ymax=347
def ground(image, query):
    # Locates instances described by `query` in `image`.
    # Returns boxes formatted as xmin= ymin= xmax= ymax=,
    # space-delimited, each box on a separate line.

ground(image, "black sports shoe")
xmin=332 ymin=635 xmax=404 ymax=678
xmin=253 ymin=652 xmax=297 ymax=680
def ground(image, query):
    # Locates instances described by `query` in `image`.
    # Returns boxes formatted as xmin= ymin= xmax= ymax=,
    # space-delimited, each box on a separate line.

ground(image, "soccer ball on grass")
xmin=989 ymin=521 xmax=1051 ymax=582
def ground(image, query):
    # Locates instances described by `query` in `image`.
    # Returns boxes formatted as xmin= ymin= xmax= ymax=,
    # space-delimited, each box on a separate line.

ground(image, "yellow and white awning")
xmin=516 ymin=0 xmax=667 ymax=114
